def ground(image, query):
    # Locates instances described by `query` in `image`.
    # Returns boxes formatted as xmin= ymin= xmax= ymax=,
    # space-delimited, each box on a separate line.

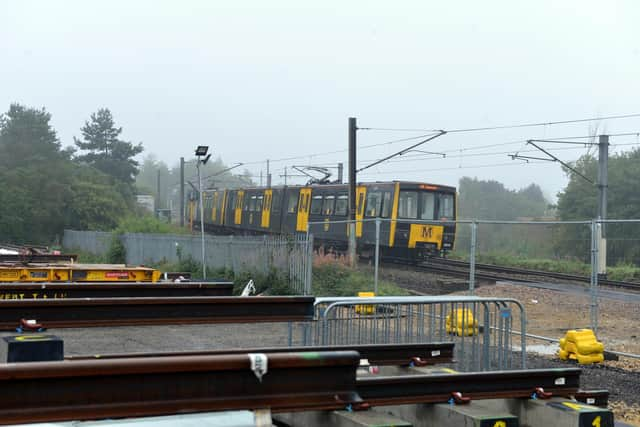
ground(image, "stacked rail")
xmin=0 ymin=348 xmax=592 ymax=425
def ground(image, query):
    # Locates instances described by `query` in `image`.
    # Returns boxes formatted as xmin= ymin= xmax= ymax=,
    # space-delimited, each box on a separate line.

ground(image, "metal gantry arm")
xmin=356 ymin=131 xmax=447 ymax=173
xmin=512 ymin=140 xmax=595 ymax=185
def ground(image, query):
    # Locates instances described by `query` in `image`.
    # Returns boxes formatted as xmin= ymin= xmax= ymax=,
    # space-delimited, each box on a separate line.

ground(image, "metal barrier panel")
xmin=63 ymin=230 xmax=311 ymax=295
xmin=62 ymin=230 xmax=112 ymax=255
xmin=299 ymin=296 xmax=526 ymax=371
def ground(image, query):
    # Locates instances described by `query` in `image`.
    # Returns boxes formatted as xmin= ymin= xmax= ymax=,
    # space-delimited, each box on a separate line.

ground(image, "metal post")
xmin=305 ymin=224 xmax=313 ymax=295
xmin=469 ymin=221 xmax=477 ymax=294
xmin=590 ymin=220 xmax=599 ymax=332
xmin=337 ymin=162 xmax=344 ymax=184
xmin=374 ymin=218 xmax=380 ymax=294
xmin=156 ymin=169 xmax=161 ymax=213
xmin=267 ymin=159 xmax=271 ymax=188
xmin=179 ymin=157 xmax=185 ymax=227
xmin=348 ymin=117 xmax=357 ymax=267
xmin=597 ymin=135 xmax=609 ymax=275
xmin=197 ymin=160 xmax=207 ymax=279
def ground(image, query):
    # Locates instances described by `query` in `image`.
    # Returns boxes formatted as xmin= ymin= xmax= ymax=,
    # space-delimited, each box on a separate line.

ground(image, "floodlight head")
xmin=195 ymin=145 xmax=209 ymax=156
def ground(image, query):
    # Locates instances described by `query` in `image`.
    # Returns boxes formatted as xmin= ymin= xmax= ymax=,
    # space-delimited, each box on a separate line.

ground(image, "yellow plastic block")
xmin=446 ymin=309 xmax=478 ymax=336
xmin=355 ymin=292 xmax=375 ymax=315
xmin=577 ymin=352 xmax=604 ymax=365
xmin=558 ymin=329 xmax=604 ymax=364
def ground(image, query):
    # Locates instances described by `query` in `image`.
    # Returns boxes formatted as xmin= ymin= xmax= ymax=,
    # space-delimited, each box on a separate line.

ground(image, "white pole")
xmin=197 ymin=159 xmax=207 ymax=279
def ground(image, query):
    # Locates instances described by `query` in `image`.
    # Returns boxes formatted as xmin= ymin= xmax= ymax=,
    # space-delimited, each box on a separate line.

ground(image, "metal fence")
xmin=63 ymin=230 xmax=312 ymax=295
xmin=62 ymin=230 xmax=113 ymax=255
xmin=288 ymin=296 xmax=525 ymax=371
xmin=307 ymin=217 xmax=640 ymax=358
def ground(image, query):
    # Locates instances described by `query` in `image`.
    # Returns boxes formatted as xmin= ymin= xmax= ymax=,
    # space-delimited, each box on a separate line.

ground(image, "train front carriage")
xmin=388 ymin=182 xmax=456 ymax=260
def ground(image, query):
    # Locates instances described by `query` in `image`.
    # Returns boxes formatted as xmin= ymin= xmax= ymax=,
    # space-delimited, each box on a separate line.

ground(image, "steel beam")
xmin=0 ymin=282 xmax=233 ymax=299
xmin=0 ymin=254 xmax=78 ymax=263
xmin=357 ymin=368 xmax=581 ymax=406
xmin=0 ymin=296 xmax=314 ymax=329
xmin=66 ymin=342 xmax=455 ymax=366
xmin=0 ymin=351 xmax=362 ymax=425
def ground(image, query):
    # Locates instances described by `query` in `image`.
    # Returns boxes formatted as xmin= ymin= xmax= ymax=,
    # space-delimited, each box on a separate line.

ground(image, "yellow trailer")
xmin=0 ymin=263 xmax=161 ymax=283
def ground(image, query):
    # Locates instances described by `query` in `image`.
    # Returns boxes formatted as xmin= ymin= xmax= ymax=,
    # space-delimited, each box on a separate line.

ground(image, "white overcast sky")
xmin=2 ymin=0 xmax=640 ymax=200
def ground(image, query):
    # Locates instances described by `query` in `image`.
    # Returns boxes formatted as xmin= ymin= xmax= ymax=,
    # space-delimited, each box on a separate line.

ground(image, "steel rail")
xmin=422 ymin=258 xmax=640 ymax=291
xmin=66 ymin=342 xmax=455 ymax=366
xmin=0 ymin=351 xmax=362 ymax=425
xmin=0 ymin=282 xmax=234 ymax=299
xmin=0 ymin=296 xmax=314 ymax=329
xmin=357 ymin=368 xmax=581 ymax=406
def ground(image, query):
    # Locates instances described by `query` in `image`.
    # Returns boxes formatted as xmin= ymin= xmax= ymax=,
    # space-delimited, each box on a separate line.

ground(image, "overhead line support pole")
xmin=179 ymin=157 xmax=185 ymax=227
xmin=348 ymin=117 xmax=357 ymax=267
xmin=597 ymin=135 xmax=609 ymax=276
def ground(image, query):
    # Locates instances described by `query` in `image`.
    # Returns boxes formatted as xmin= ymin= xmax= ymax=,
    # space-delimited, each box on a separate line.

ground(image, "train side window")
xmin=257 ymin=195 xmax=263 ymax=212
xmin=365 ymin=191 xmax=382 ymax=217
xmin=310 ymin=195 xmax=323 ymax=215
xmin=287 ymin=193 xmax=298 ymax=213
xmin=381 ymin=191 xmax=392 ymax=218
xmin=228 ymin=193 xmax=236 ymax=212
xmin=398 ymin=191 xmax=418 ymax=219
xmin=420 ymin=193 xmax=435 ymax=220
xmin=335 ymin=194 xmax=348 ymax=216
xmin=249 ymin=195 xmax=257 ymax=212
xmin=272 ymin=192 xmax=281 ymax=213
xmin=438 ymin=193 xmax=455 ymax=219
xmin=322 ymin=195 xmax=335 ymax=215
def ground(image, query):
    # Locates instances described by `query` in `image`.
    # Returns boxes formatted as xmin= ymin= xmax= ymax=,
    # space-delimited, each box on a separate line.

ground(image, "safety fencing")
xmin=287 ymin=296 xmax=526 ymax=371
xmin=305 ymin=217 xmax=640 ymax=358
xmin=63 ymin=230 xmax=312 ymax=295
xmin=62 ymin=230 xmax=113 ymax=256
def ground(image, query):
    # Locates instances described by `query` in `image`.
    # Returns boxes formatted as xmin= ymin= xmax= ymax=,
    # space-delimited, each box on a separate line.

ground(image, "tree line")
xmin=0 ymin=103 xmax=250 ymax=245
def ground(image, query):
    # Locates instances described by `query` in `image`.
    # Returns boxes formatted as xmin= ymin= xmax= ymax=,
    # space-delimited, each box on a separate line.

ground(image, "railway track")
xmin=411 ymin=257 xmax=640 ymax=291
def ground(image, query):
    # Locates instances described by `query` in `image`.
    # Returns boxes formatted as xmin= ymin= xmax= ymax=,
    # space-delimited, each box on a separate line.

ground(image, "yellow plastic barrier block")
xmin=558 ymin=329 xmax=604 ymax=365
xmin=355 ymin=292 xmax=375 ymax=315
xmin=446 ymin=308 xmax=478 ymax=336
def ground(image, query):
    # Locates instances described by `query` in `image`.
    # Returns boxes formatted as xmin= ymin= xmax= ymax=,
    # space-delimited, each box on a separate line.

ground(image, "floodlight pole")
xmin=196 ymin=157 xmax=207 ymax=279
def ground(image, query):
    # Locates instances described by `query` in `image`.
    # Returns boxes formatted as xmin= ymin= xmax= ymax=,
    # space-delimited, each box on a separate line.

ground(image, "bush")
xmin=312 ymin=257 xmax=408 ymax=297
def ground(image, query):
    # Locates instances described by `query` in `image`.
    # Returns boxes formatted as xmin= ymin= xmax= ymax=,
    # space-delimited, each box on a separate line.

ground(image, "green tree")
xmin=0 ymin=104 xmax=73 ymax=243
xmin=0 ymin=104 xmax=137 ymax=244
xmin=65 ymin=167 xmax=130 ymax=230
xmin=556 ymin=150 xmax=640 ymax=264
xmin=458 ymin=177 xmax=548 ymax=220
xmin=74 ymin=108 xmax=143 ymax=191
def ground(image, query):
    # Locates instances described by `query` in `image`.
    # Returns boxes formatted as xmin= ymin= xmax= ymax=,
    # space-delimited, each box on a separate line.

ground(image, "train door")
xmin=234 ymin=191 xmax=244 ymax=225
xmin=296 ymin=188 xmax=311 ymax=232
xmin=219 ymin=190 xmax=228 ymax=226
xmin=389 ymin=182 xmax=400 ymax=247
xmin=211 ymin=191 xmax=219 ymax=224
xmin=355 ymin=186 xmax=366 ymax=237
xmin=261 ymin=189 xmax=272 ymax=228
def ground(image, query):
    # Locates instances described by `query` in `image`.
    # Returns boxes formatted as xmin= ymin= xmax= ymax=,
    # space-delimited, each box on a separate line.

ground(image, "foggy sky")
xmin=2 ymin=0 xmax=640 ymax=201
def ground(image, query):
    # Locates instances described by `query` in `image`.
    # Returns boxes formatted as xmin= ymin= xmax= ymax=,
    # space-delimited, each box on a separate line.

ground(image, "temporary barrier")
xmin=559 ymin=329 xmax=604 ymax=364
xmin=294 ymin=296 xmax=526 ymax=371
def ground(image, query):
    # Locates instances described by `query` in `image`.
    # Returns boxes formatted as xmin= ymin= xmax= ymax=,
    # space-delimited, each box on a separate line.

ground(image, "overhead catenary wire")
xmin=358 ymin=113 xmax=640 ymax=134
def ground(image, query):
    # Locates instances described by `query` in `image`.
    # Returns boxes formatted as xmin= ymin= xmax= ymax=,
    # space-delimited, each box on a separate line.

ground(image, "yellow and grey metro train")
xmin=190 ymin=181 xmax=456 ymax=260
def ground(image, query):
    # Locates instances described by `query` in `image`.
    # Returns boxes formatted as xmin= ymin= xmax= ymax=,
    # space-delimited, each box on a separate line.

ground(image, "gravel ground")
xmin=372 ymin=263 xmax=640 ymax=423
